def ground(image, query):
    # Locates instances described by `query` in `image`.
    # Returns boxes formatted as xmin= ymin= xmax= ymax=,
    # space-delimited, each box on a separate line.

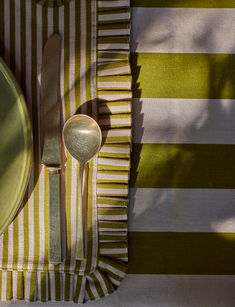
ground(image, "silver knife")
xmin=40 ymin=33 xmax=62 ymax=265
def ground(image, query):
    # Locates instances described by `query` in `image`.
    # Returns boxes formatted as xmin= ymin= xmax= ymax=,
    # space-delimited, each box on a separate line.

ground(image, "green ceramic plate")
xmin=0 ymin=57 xmax=32 ymax=235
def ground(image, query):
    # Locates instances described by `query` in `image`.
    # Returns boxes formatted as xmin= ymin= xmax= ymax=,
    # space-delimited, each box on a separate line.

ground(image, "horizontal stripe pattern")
xmin=131 ymin=0 xmax=235 ymax=8
xmin=131 ymin=8 xmax=235 ymax=54
xmin=128 ymin=232 xmax=235 ymax=274
xmin=131 ymin=53 xmax=235 ymax=99
xmin=132 ymin=98 xmax=235 ymax=144
xmin=129 ymin=188 xmax=235 ymax=232
xmin=130 ymin=143 xmax=235 ymax=189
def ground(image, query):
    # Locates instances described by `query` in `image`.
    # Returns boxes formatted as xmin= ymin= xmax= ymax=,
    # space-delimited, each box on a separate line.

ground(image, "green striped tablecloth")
xmin=0 ymin=0 xmax=131 ymax=303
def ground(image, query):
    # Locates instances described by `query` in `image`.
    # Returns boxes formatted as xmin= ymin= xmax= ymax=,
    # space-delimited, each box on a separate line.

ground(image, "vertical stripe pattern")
xmin=0 ymin=0 xmax=131 ymax=303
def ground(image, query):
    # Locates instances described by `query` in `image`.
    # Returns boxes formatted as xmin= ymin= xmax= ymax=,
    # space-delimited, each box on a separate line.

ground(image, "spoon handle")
xmin=76 ymin=163 xmax=85 ymax=260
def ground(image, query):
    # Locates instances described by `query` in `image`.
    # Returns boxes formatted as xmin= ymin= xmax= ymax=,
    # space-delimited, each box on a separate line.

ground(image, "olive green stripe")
xmin=98 ymin=221 xmax=127 ymax=229
xmin=85 ymin=161 xmax=95 ymax=274
xmin=43 ymin=170 xmax=49 ymax=271
xmin=64 ymin=3 xmax=70 ymax=120
xmin=98 ymin=198 xmax=128 ymax=206
xmin=6 ymin=271 xmax=12 ymax=300
xmin=86 ymin=281 xmax=96 ymax=300
xmin=2 ymin=230 xmax=8 ymax=270
xmin=131 ymin=143 xmax=235 ymax=189
xmin=73 ymin=276 xmax=82 ymax=303
xmin=0 ymin=271 xmax=2 ymax=299
xmin=31 ymin=0 xmax=40 ymax=271
xmin=98 ymin=23 xmax=130 ymax=30
xmin=131 ymin=53 xmax=235 ymax=99
xmin=40 ymin=272 xmax=47 ymax=302
xmin=64 ymin=154 xmax=72 ymax=270
xmin=64 ymin=3 xmax=72 ymax=271
xmin=0 ymin=0 xmax=4 ymax=56
xmin=17 ymin=272 xmax=23 ymax=299
xmin=29 ymin=272 xmax=36 ymax=301
xmin=55 ymin=273 xmax=61 ymax=301
xmin=13 ymin=217 xmax=18 ymax=269
xmin=75 ymin=0 xmax=81 ymax=110
xmin=91 ymin=274 xmax=105 ymax=298
xmin=20 ymin=0 xmax=26 ymax=95
xmin=85 ymin=0 xmax=94 ymax=274
xmin=131 ymin=0 xmax=235 ymax=8
xmin=64 ymin=274 xmax=70 ymax=301
xmin=23 ymin=194 xmax=29 ymax=270
xmin=42 ymin=5 xmax=49 ymax=273
xmin=10 ymin=0 xmax=15 ymax=71
xmin=98 ymin=8 xmax=130 ymax=15
xmin=129 ymin=232 xmax=235 ymax=275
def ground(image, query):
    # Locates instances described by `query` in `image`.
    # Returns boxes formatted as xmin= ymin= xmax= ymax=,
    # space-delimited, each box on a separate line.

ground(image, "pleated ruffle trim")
xmin=0 ymin=257 xmax=127 ymax=303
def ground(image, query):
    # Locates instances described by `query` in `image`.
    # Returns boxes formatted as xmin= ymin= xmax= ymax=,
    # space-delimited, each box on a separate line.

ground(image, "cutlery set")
xmin=40 ymin=33 xmax=101 ymax=264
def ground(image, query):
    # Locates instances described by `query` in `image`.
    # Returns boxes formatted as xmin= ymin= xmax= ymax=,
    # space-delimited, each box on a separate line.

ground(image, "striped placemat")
xmin=0 ymin=0 xmax=131 ymax=303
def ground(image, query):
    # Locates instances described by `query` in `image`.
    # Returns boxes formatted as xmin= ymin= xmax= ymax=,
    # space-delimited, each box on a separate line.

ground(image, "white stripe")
xmin=99 ymin=231 xmax=127 ymax=236
xmin=80 ymin=0 xmax=87 ymax=113
xmin=59 ymin=3 xmax=67 ymax=266
xmin=108 ymin=275 xmax=121 ymax=286
xmin=98 ymin=188 xmax=128 ymax=195
xmin=98 ymin=81 xmax=131 ymax=89
xmin=50 ymin=272 xmax=55 ymax=301
xmin=17 ymin=210 xmax=24 ymax=270
xmin=98 ymin=29 xmax=130 ymax=36
xmin=98 ymin=43 xmax=129 ymax=50
xmin=69 ymin=1 xmax=76 ymax=115
xmin=24 ymin=272 xmax=31 ymax=301
xmin=100 ymin=145 xmax=130 ymax=154
xmin=130 ymin=188 xmax=235 ymax=233
xmin=15 ymin=1 xmax=21 ymax=83
xmin=26 ymin=0 xmax=34 ymax=272
xmin=4 ymin=0 xmax=10 ymax=65
xmin=98 ymin=0 xmax=129 ymax=7
xmin=131 ymin=8 xmax=235 ymax=54
xmin=133 ymin=98 xmax=235 ymax=144
xmin=99 ymin=260 xmax=126 ymax=278
xmin=98 ymin=12 xmax=130 ymax=21
xmin=7 ymin=222 xmax=13 ymax=269
xmin=37 ymin=272 xmax=41 ymax=301
xmin=99 ymin=227 xmax=127 ymax=232
xmin=87 ymin=277 xmax=99 ymax=299
xmin=100 ymin=248 xmax=127 ymax=254
xmin=91 ymin=0 xmax=99 ymax=273
xmin=98 ymin=173 xmax=128 ymax=181
xmin=98 ymin=158 xmax=129 ymax=167
xmin=98 ymin=66 xmax=130 ymax=76
xmin=94 ymin=271 xmax=108 ymax=295
xmin=59 ymin=7 xmax=65 ymax=123
xmin=1 ymin=271 xmax=7 ymax=301
xmin=70 ymin=157 xmax=78 ymax=270
xmin=99 ymin=104 xmax=131 ymax=113
xmin=98 ymin=93 xmax=131 ymax=100
xmin=102 ymin=129 xmax=131 ymax=137
xmin=12 ymin=271 xmax=18 ymax=299
xmin=37 ymin=5 xmax=44 ymax=271
xmin=78 ymin=277 xmax=86 ymax=304
xmin=98 ymin=214 xmax=127 ymax=221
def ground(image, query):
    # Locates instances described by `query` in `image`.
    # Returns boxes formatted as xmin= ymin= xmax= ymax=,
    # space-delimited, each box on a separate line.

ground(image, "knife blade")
xmin=40 ymin=33 xmax=62 ymax=265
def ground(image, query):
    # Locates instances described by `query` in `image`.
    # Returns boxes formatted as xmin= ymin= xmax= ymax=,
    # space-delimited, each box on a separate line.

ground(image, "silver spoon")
xmin=63 ymin=114 xmax=102 ymax=260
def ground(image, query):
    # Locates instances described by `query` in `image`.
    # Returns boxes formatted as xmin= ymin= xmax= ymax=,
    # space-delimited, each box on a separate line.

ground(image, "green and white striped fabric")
xmin=0 ymin=0 xmax=131 ymax=303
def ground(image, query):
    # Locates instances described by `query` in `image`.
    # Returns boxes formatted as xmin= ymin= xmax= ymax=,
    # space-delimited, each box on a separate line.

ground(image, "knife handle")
xmin=49 ymin=168 xmax=62 ymax=265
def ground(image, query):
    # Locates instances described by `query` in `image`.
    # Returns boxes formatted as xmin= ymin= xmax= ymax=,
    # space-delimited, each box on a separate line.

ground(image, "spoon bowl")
xmin=63 ymin=114 xmax=102 ymax=164
xmin=63 ymin=114 xmax=102 ymax=260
